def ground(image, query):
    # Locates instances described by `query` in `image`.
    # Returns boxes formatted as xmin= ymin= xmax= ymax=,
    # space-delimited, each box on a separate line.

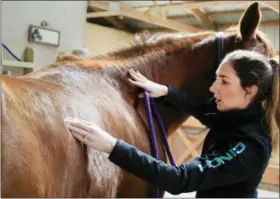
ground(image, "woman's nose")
xmin=209 ymin=81 xmax=217 ymax=93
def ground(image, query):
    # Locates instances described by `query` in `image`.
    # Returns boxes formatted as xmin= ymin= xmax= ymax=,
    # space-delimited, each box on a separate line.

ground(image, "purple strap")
xmin=144 ymin=90 xmax=176 ymax=198
xmin=150 ymin=98 xmax=176 ymax=166
xmin=144 ymin=91 xmax=159 ymax=161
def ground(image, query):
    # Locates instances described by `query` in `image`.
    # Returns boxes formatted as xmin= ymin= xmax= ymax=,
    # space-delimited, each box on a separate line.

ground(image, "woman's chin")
xmin=216 ymin=103 xmax=227 ymax=112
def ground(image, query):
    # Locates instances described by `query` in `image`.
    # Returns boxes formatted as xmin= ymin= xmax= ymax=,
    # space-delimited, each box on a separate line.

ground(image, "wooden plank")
xmin=262 ymin=1 xmax=279 ymax=13
xmin=183 ymin=117 xmax=206 ymax=128
xmin=132 ymin=18 xmax=279 ymax=33
xmin=176 ymin=129 xmax=199 ymax=163
xmin=88 ymin=1 xmax=204 ymax=33
xmin=105 ymin=16 xmax=129 ymax=32
xmin=177 ymin=130 xmax=200 ymax=156
xmin=87 ymin=11 xmax=120 ymax=18
xmin=191 ymin=8 xmax=215 ymax=30
xmin=261 ymin=165 xmax=279 ymax=185
xmin=176 ymin=129 xmax=206 ymax=164
xmin=168 ymin=7 xmax=271 ymax=20
xmin=218 ymin=20 xmax=280 ymax=30
xmin=149 ymin=1 xmax=252 ymax=13
xmin=165 ymin=0 xmax=173 ymax=16
xmin=207 ymin=7 xmax=271 ymax=17
xmin=88 ymin=6 xmax=130 ymax=32
xmin=2 ymin=60 xmax=34 ymax=69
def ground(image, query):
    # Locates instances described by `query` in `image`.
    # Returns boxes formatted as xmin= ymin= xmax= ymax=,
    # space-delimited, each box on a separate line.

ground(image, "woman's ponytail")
xmin=264 ymin=56 xmax=279 ymax=155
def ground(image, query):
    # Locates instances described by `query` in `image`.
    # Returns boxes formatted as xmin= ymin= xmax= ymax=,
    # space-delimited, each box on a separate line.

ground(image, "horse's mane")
xmin=55 ymin=27 xmax=276 ymax=71
xmin=91 ymin=31 xmax=215 ymax=60
xmin=55 ymin=31 xmax=216 ymax=67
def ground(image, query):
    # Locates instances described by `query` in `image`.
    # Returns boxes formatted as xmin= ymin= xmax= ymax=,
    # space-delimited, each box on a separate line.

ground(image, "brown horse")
xmin=1 ymin=2 xmax=278 ymax=198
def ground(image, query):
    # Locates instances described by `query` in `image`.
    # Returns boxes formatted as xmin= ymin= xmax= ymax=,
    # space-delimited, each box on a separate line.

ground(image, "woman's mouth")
xmin=215 ymin=99 xmax=221 ymax=104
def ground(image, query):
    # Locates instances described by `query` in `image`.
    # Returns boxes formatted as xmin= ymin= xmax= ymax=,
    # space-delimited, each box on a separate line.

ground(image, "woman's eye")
xmin=222 ymin=80 xmax=228 ymax=85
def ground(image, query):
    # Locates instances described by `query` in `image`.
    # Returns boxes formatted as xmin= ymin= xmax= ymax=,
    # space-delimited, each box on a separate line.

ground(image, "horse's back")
xmin=1 ymin=73 xmax=132 ymax=197
xmin=1 ymin=66 xmax=164 ymax=197
xmin=1 ymin=75 xmax=89 ymax=197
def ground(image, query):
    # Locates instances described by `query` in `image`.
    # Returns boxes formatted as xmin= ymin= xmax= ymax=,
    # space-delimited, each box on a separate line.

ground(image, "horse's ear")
xmin=239 ymin=2 xmax=261 ymax=40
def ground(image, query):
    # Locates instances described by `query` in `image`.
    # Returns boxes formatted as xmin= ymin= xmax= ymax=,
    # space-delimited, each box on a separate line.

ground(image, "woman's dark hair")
xmin=222 ymin=50 xmax=279 ymax=154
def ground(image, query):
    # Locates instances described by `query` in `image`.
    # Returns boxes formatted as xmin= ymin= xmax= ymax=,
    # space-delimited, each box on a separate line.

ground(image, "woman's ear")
xmin=245 ymin=85 xmax=259 ymax=100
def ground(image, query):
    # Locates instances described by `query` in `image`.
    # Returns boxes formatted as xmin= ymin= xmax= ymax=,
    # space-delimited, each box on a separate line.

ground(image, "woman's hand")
xmin=128 ymin=69 xmax=168 ymax=98
xmin=64 ymin=117 xmax=117 ymax=154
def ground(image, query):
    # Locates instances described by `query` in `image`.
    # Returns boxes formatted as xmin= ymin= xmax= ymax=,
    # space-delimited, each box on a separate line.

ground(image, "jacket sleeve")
xmin=108 ymin=135 xmax=266 ymax=194
xmin=157 ymin=86 xmax=209 ymax=121
xmin=157 ymin=86 xmax=200 ymax=110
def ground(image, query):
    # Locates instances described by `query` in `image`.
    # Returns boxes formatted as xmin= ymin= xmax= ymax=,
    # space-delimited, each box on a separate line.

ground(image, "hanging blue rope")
xmin=1 ymin=43 xmax=22 ymax=61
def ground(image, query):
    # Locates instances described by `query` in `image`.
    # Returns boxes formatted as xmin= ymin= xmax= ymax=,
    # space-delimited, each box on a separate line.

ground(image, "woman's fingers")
xmin=65 ymin=119 xmax=91 ymax=132
xmin=136 ymin=71 xmax=148 ymax=80
xmin=68 ymin=124 xmax=89 ymax=141
xmin=129 ymin=69 xmax=146 ymax=83
xmin=70 ymin=118 xmax=96 ymax=127
xmin=128 ymin=78 xmax=147 ymax=89
xmin=70 ymin=127 xmax=96 ymax=147
xmin=129 ymin=70 xmax=142 ymax=82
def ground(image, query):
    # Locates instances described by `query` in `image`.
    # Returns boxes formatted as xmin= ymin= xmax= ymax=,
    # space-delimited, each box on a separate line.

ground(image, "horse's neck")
xmin=121 ymin=33 xmax=232 ymax=136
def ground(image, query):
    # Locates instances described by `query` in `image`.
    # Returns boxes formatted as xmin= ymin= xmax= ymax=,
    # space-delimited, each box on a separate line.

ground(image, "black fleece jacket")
xmin=108 ymin=86 xmax=272 ymax=198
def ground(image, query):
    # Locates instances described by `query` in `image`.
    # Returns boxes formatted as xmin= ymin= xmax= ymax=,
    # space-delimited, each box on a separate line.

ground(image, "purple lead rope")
xmin=144 ymin=90 xmax=176 ymax=198
xmin=150 ymin=98 xmax=176 ymax=166
xmin=144 ymin=91 xmax=159 ymax=160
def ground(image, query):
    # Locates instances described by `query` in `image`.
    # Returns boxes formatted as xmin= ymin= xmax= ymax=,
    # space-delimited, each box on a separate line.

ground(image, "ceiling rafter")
xmin=88 ymin=1 xmax=204 ymax=32
xmin=219 ymin=19 xmax=279 ymax=30
xmin=167 ymin=7 xmax=272 ymax=20
xmin=191 ymin=8 xmax=215 ymax=30
xmin=261 ymin=1 xmax=279 ymax=13
xmin=87 ymin=1 xmax=278 ymax=33
xmin=88 ymin=5 xmax=129 ymax=32
xmin=141 ymin=1 xmax=253 ymax=13
xmin=130 ymin=19 xmax=279 ymax=33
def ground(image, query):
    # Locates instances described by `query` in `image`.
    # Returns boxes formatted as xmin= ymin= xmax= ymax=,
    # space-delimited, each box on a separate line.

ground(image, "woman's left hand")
xmin=64 ymin=117 xmax=117 ymax=154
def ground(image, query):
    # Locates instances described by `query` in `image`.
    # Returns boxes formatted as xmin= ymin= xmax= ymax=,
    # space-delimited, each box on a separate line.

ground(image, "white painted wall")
xmin=84 ymin=23 xmax=134 ymax=56
xmin=2 ymin=1 xmax=87 ymax=75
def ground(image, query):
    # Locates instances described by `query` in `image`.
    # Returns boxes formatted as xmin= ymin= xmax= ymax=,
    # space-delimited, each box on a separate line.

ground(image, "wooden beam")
xmin=106 ymin=16 xmax=128 ymax=32
xmin=165 ymin=0 xmax=173 ymax=16
xmin=152 ymin=0 xmax=159 ymax=8
xmin=88 ymin=1 xmax=204 ymax=33
xmin=87 ymin=11 xmax=120 ymax=18
xmin=149 ymin=1 xmax=252 ymax=13
xmin=218 ymin=20 xmax=280 ymax=30
xmin=2 ymin=60 xmax=34 ymax=69
xmin=261 ymin=1 xmax=279 ymax=13
xmin=168 ymin=7 xmax=271 ymax=20
xmin=151 ymin=0 xmax=165 ymax=18
xmin=132 ymin=19 xmax=279 ymax=33
xmin=208 ymin=7 xmax=271 ymax=17
xmin=261 ymin=165 xmax=279 ymax=185
xmin=88 ymin=5 xmax=129 ymax=32
xmin=184 ymin=117 xmax=206 ymax=128
xmin=191 ymin=8 xmax=215 ymax=30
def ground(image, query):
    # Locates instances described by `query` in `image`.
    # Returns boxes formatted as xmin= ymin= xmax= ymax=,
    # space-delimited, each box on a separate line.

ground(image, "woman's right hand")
xmin=128 ymin=69 xmax=168 ymax=98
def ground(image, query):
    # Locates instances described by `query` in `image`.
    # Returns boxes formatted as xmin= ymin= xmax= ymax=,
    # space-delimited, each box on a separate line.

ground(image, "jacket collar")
xmin=206 ymin=98 xmax=265 ymax=128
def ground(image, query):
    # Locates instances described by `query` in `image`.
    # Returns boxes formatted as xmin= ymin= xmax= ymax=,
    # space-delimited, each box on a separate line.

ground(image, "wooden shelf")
xmin=2 ymin=60 xmax=34 ymax=69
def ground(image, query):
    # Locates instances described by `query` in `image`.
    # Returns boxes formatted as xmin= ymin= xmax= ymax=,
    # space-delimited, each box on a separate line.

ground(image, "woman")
xmin=64 ymin=50 xmax=279 ymax=198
